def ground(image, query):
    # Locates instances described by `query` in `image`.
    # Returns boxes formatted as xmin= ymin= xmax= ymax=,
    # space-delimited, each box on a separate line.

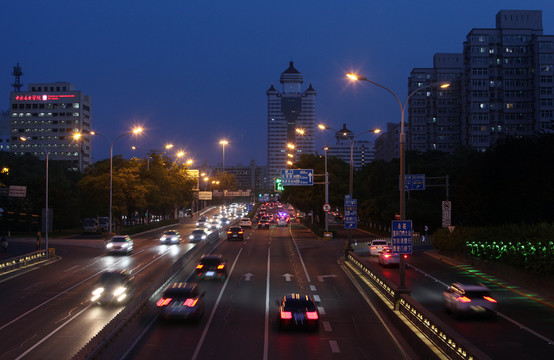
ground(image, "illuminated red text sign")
xmin=14 ymin=94 xmax=76 ymax=101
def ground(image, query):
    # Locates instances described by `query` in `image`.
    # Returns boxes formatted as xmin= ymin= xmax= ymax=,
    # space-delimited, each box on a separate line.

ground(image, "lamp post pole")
xmin=219 ymin=140 xmax=228 ymax=173
xmin=20 ymin=137 xmax=49 ymax=255
xmin=347 ymin=73 xmax=449 ymax=289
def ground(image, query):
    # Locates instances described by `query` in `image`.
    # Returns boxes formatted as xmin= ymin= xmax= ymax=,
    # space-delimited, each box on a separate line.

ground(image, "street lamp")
xmin=19 ymin=137 xmax=49 ymax=256
xmin=296 ymin=128 xmax=330 ymax=233
xmin=219 ymin=140 xmax=228 ymax=172
xmin=347 ymin=72 xmax=449 ymax=288
xmin=89 ymin=127 xmax=143 ymax=235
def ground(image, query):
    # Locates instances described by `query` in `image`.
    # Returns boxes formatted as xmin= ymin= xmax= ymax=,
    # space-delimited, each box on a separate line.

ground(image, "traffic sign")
xmin=323 ymin=203 xmax=331 ymax=212
xmin=274 ymin=178 xmax=284 ymax=192
xmin=281 ymin=169 xmax=314 ymax=186
xmin=391 ymin=220 xmax=413 ymax=254
xmin=403 ymin=174 xmax=426 ymax=191
xmin=344 ymin=196 xmax=357 ymax=229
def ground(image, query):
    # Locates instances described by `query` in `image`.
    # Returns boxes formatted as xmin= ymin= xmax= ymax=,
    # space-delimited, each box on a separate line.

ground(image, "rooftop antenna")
xmin=12 ymin=62 xmax=23 ymax=92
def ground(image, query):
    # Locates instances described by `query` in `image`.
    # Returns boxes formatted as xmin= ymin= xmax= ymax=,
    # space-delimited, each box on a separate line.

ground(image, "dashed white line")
xmin=313 ymin=295 xmax=321 ymax=302
xmin=63 ymin=265 xmax=80 ymax=272
xmin=322 ymin=321 xmax=332 ymax=332
xmin=329 ymin=340 xmax=340 ymax=353
xmin=310 ymin=285 xmax=317 ymax=291
xmin=317 ymin=306 xmax=326 ymax=315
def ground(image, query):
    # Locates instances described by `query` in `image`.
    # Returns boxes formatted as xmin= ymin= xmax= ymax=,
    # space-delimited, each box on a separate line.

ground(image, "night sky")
xmin=2 ymin=1 xmax=554 ymax=167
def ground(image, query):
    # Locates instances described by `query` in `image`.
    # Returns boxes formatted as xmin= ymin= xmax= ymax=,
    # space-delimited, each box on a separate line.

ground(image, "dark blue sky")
xmin=2 ymin=1 xmax=554 ymax=167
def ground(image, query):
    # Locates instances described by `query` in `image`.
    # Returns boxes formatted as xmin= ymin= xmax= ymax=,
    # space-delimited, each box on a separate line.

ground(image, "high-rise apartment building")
xmin=408 ymin=53 xmax=463 ymax=153
xmin=267 ymin=62 xmax=316 ymax=182
xmin=404 ymin=10 xmax=554 ymax=155
xmin=9 ymin=82 xmax=92 ymax=171
xmin=463 ymin=10 xmax=553 ymax=151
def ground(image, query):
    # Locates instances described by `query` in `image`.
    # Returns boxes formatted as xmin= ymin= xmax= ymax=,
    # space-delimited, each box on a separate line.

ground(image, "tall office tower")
xmin=326 ymin=123 xmax=376 ymax=168
xmin=408 ymin=53 xmax=463 ymax=153
xmin=267 ymin=61 xmax=316 ymax=182
xmin=9 ymin=82 xmax=92 ymax=171
xmin=463 ymin=10 xmax=553 ymax=151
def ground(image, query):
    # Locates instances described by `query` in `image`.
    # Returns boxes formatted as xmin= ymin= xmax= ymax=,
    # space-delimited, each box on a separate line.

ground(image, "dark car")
xmin=258 ymin=216 xmax=270 ymax=229
xmin=195 ymin=254 xmax=227 ymax=280
xmin=157 ymin=282 xmax=204 ymax=321
xmin=91 ymin=270 xmax=134 ymax=305
xmin=276 ymin=293 xmax=319 ymax=331
xmin=227 ymin=226 xmax=244 ymax=241
xmin=189 ymin=229 xmax=208 ymax=243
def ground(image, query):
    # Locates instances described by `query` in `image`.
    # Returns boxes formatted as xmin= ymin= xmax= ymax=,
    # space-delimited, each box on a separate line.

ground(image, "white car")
xmin=369 ymin=239 xmax=390 ymax=256
xmin=159 ymin=230 xmax=181 ymax=244
xmin=378 ymin=248 xmax=407 ymax=267
xmin=443 ymin=283 xmax=497 ymax=317
xmin=239 ymin=217 xmax=252 ymax=228
xmin=106 ymin=235 xmax=133 ymax=254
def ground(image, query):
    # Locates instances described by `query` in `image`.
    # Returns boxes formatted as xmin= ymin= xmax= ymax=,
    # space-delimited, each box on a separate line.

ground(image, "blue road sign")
xmin=403 ymin=174 xmax=426 ymax=191
xmin=344 ymin=196 xmax=357 ymax=229
xmin=391 ymin=220 xmax=413 ymax=254
xmin=281 ymin=169 xmax=314 ymax=186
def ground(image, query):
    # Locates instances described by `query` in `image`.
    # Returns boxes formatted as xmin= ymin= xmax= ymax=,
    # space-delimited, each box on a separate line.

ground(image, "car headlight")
xmin=113 ymin=287 xmax=126 ymax=296
xmin=189 ymin=235 xmax=194 ymax=239
xmin=92 ymin=287 xmax=104 ymax=296
xmin=160 ymin=236 xmax=167 ymax=241
xmin=171 ymin=236 xmax=178 ymax=240
xmin=201 ymin=235 xmax=207 ymax=239
xmin=121 ymin=243 xmax=128 ymax=248
xmin=106 ymin=243 xmax=113 ymax=248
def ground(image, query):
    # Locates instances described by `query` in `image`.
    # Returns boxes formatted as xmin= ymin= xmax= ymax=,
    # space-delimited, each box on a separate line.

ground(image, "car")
xmin=196 ymin=218 xmax=208 ymax=228
xmin=369 ymin=239 xmax=390 ymax=256
xmin=195 ymin=254 xmax=227 ymax=280
xmin=258 ymin=216 xmax=270 ymax=229
xmin=219 ymin=217 xmax=231 ymax=226
xmin=159 ymin=230 xmax=181 ymax=244
xmin=443 ymin=283 xmax=497 ymax=317
xmin=91 ymin=270 xmax=134 ymax=305
xmin=227 ymin=226 xmax=244 ymax=241
xmin=156 ymin=282 xmax=205 ymax=321
xmin=239 ymin=217 xmax=252 ymax=228
xmin=189 ymin=229 xmax=208 ymax=243
xmin=106 ymin=235 xmax=133 ymax=254
xmin=277 ymin=217 xmax=288 ymax=227
xmin=207 ymin=220 xmax=221 ymax=232
xmin=276 ymin=293 xmax=319 ymax=331
xmin=378 ymin=248 xmax=408 ymax=267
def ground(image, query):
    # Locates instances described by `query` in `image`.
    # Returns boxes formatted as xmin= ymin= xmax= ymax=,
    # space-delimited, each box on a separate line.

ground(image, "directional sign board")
xmin=403 ymin=174 xmax=426 ymax=191
xmin=391 ymin=220 xmax=413 ymax=254
xmin=281 ymin=169 xmax=314 ymax=186
xmin=344 ymin=195 xmax=357 ymax=229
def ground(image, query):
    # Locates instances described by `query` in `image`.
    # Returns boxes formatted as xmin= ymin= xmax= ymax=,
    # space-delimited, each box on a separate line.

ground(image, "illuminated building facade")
xmin=9 ymin=82 xmax=92 ymax=171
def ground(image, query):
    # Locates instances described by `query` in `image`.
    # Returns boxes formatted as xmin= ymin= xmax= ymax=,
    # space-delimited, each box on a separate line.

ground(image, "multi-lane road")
xmin=1 ymin=207 xmax=553 ymax=360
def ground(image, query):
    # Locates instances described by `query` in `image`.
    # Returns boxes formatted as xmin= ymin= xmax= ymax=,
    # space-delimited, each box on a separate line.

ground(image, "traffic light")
xmin=274 ymin=178 xmax=284 ymax=192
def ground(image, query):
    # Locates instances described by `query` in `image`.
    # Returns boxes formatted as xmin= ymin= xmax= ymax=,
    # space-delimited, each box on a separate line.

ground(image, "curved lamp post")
xmin=19 ymin=137 xmax=49 ymax=256
xmin=88 ymin=127 xmax=143 ymax=234
xmin=347 ymin=72 xmax=449 ymax=288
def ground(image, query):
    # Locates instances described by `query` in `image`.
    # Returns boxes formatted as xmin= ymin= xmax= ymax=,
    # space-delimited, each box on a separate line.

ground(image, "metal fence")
xmin=0 ymin=249 xmax=52 ymax=276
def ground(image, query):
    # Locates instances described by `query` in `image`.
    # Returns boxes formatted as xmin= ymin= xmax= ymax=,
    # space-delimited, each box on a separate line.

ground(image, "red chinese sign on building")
xmin=14 ymin=94 xmax=76 ymax=101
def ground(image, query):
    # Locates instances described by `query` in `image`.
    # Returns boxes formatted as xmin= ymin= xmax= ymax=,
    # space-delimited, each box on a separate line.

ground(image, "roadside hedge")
xmin=432 ymin=223 xmax=554 ymax=275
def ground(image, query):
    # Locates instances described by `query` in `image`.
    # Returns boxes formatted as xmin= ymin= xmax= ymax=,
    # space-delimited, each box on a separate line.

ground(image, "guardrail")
xmin=346 ymin=252 xmax=492 ymax=360
xmin=0 ymin=249 xmax=53 ymax=276
xmin=72 ymin=229 xmax=222 ymax=360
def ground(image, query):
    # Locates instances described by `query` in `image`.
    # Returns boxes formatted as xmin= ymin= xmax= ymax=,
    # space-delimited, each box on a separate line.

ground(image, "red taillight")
xmin=403 ymin=255 xmax=408 ymax=259
xmin=238 ymin=231 xmax=243 ymax=234
xmin=306 ymin=311 xmax=318 ymax=320
xmin=370 ymin=246 xmax=376 ymax=250
xmin=196 ymin=264 xmax=203 ymax=269
xmin=383 ymin=254 xmax=391 ymax=258
xmin=483 ymin=296 xmax=497 ymax=303
xmin=227 ymin=231 xmax=232 ymax=234
xmin=280 ymin=311 xmax=292 ymax=319
xmin=157 ymin=297 xmax=172 ymax=307
xmin=183 ymin=298 xmax=198 ymax=307
xmin=458 ymin=296 xmax=471 ymax=303
xmin=217 ymin=264 xmax=225 ymax=270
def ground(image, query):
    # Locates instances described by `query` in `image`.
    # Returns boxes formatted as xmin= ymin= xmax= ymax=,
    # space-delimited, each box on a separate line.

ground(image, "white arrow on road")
xmin=243 ymin=273 xmax=254 ymax=281
xmin=317 ymin=274 xmax=337 ymax=282
xmin=282 ymin=273 xmax=293 ymax=281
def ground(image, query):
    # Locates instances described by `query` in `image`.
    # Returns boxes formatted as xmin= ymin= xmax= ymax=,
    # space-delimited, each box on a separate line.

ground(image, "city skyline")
xmin=2 ymin=1 xmax=554 ymax=167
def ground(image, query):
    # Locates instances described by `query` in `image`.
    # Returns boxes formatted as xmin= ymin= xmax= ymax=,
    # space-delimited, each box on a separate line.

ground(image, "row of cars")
xmin=369 ymin=239 xmax=498 ymax=318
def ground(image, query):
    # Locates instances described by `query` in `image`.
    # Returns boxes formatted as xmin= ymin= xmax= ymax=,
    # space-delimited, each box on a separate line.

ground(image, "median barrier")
xmin=346 ymin=252 xmax=492 ymax=360
xmin=0 ymin=249 xmax=53 ymax=276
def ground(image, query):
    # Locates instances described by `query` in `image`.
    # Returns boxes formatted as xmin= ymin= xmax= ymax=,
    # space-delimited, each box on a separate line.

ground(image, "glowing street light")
xmin=347 ymin=72 xmax=449 ymax=288
xmin=19 ymin=136 xmax=49 ymax=255
xmin=219 ymin=139 xmax=229 ymax=172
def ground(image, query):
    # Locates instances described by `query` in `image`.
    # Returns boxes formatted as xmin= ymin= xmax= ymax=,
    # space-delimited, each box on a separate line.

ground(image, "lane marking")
xmin=323 ymin=321 xmax=332 ymax=332
xmin=288 ymin=227 xmax=311 ymax=282
xmin=15 ymin=304 xmax=92 ymax=360
xmin=263 ymin=247 xmax=271 ymax=360
xmin=23 ymin=282 xmax=43 ymax=291
xmin=191 ymin=247 xmax=243 ymax=360
xmin=329 ymin=340 xmax=340 ymax=353
xmin=313 ymin=295 xmax=321 ymax=302
xmin=317 ymin=306 xmax=326 ymax=315
xmin=310 ymin=285 xmax=317 ymax=291
xmin=63 ymin=265 xmax=80 ymax=272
